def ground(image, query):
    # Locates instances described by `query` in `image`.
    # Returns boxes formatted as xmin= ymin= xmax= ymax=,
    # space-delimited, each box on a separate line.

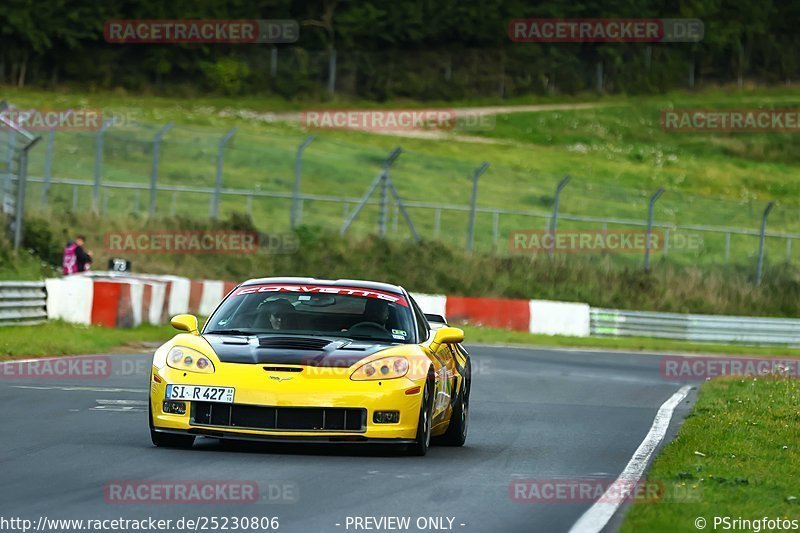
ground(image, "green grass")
xmin=0 ymin=320 xmax=174 ymax=359
xmin=4 ymin=86 xmax=800 ymax=265
xmin=2 ymin=319 xmax=796 ymax=361
xmin=0 ymin=237 xmax=57 ymax=280
xmin=461 ymin=325 xmax=800 ymax=357
xmin=621 ymin=377 xmax=800 ymax=531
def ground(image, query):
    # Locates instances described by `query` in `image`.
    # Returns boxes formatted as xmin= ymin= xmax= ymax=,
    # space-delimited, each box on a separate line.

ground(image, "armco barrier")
xmin=0 ymin=281 xmax=47 ymax=326
xmin=590 ymin=308 xmax=800 ymax=346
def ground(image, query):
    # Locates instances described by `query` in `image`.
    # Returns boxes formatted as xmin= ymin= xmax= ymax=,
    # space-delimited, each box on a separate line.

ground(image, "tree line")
xmin=1 ymin=0 xmax=796 ymax=100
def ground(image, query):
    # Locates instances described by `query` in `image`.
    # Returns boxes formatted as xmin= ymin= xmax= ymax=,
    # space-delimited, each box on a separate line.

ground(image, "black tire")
xmin=439 ymin=367 xmax=470 ymax=446
xmin=149 ymin=404 xmax=195 ymax=448
xmin=407 ymin=379 xmax=433 ymax=456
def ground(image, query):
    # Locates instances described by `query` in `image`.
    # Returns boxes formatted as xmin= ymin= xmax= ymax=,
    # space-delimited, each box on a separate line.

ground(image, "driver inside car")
xmin=256 ymin=298 xmax=296 ymax=330
xmin=362 ymin=298 xmax=391 ymax=328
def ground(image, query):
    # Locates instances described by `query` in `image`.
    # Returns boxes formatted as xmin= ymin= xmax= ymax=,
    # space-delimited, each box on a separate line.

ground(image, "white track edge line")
xmin=568 ymin=384 xmax=693 ymax=533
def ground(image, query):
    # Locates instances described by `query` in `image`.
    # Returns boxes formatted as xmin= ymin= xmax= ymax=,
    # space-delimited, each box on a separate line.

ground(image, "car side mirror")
xmin=171 ymin=314 xmax=199 ymax=335
xmin=430 ymin=326 xmax=464 ymax=351
xmin=424 ymin=313 xmax=448 ymax=325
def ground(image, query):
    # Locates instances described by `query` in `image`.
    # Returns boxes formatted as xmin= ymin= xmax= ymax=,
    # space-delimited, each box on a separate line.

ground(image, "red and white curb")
xmin=44 ymin=273 xmax=590 ymax=337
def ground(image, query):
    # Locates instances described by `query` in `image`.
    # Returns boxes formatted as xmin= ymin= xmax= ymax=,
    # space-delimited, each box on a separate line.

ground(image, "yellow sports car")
xmin=149 ymin=277 xmax=471 ymax=455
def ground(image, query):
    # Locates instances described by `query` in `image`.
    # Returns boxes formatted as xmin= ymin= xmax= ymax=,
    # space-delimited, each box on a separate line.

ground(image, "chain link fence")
xmin=1 ymin=102 xmax=40 ymax=251
xmin=6 ymin=109 xmax=800 ymax=281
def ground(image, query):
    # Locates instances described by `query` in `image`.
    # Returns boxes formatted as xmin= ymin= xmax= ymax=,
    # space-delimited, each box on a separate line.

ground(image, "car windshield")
xmin=204 ymin=283 xmax=415 ymax=343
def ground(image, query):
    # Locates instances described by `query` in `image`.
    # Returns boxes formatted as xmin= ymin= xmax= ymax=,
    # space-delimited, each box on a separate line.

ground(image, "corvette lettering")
xmin=233 ymin=284 xmax=408 ymax=306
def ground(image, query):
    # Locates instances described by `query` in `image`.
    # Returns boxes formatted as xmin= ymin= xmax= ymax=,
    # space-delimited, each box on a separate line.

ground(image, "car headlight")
xmin=166 ymin=347 xmax=215 ymax=374
xmin=351 ymin=357 xmax=409 ymax=381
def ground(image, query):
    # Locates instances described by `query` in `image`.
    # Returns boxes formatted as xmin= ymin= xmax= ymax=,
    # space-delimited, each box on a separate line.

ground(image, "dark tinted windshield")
xmin=205 ymin=283 xmax=416 ymax=343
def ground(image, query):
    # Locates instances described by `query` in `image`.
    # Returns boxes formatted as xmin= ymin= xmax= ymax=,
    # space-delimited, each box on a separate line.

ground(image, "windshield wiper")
xmin=204 ymin=329 xmax=254 ymax=336
xmin=344 ymin=334 xmax=398 ymax=342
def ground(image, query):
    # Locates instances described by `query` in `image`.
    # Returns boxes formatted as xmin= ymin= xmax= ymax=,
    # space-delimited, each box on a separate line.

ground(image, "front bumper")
xmin=150 ymin=364 xmax=424 ymax=441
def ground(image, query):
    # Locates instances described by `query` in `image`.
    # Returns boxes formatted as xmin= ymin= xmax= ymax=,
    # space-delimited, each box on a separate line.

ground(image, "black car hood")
xmin=203 ymin=334 xmax=391 ymax=367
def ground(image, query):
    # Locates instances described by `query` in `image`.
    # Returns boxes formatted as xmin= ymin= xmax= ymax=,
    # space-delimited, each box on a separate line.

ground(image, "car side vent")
xmin=258 ymin=337 xmax=332 ymax=350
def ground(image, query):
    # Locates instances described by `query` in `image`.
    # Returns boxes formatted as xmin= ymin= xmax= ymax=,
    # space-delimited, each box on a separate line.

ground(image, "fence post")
xmin=645 ymin=187 xmax=665 ymax=272
xmin=340 ymin=147 xmax=402 ymax=237
xmin=211 ymin=128 xmax=237 ymax=219
xmin=725 ymin=232 xmax=731 ymax=262
xmin=550 ymin=175 xmax=571 ymax=256
xmin=378 ymin=164 xmax=390 ymax=237
xmin=434 ymin=207 xmax=441 ymax=238
xmin=41 ymin=127 xmax=54 ymax=207
xmin=492 ymin=211 xmax=500 ymax=252
xmin=787 ymin=238 xmax=792 ymax=263
xmin=13 ymin=137 xmax=41 ymax=252
xmin=466 ymin=162 xmax=489 ymax=251
xmin=291 ymin=135 xmax=315 ymax=229
xmin=149 ymin=122 xmax=173 ymax=218
xmin=5 ymin=130 xmax=16 ymax=208
xmin=756 ymin=202 xmax=775 ymax=286
xmin=93 ymin=119 xmax=114 ymax=213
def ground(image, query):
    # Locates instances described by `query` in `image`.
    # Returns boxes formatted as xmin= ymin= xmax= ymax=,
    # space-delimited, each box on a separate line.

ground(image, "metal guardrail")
xmin=0 ymin=281 xmax=47 ymax=326
xmin=591 ymin=308 xmax=800 ymax=347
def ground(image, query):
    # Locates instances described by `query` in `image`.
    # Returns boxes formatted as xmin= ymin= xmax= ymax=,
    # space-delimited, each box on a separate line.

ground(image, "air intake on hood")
xmin=258 ymin=336 xmax=332 ymax=351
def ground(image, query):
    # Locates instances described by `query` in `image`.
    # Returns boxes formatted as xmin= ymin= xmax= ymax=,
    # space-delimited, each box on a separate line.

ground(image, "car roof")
xmin=240 ymin=277 xmax=406 ymax=295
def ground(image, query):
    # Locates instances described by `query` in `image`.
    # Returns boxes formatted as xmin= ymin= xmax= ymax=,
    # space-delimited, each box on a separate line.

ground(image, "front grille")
xmin=258 ymin=336 xmax=332 ymax=351
xmin=191 ymin=402 xmax=366 ymax=432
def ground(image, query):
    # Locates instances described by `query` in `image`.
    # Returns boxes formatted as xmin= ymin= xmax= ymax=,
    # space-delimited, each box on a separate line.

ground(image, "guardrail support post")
xmin=211 ymin=128 xmax=237 ymax=220
xmin=291 ymin=135 xmax=315 ymax=229
xmin=550 ymin=175 xmax=571 ymax=256
xmin=149 ymin=122 xmax=173 ymax=218
xmin=756 ymin=201 xmax=775 ymax=287
xmin=645 ymin=187 xmax=665 ymax=272
xmin=466 ymin=162 xmax=489 ymax=252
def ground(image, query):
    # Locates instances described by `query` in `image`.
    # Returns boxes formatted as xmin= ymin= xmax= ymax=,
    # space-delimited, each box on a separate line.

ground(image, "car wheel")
xmin=439 ymin=375 xmax=469 ymax=446
xmin=149 ymin=405 xmax=195 ymax=448
xmin=407 ymin=379 xmax=433 ymax=456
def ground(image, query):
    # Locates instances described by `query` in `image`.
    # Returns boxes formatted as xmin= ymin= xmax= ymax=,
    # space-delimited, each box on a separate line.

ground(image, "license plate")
xmin=165 ymin=385 xmax=234 ymax=403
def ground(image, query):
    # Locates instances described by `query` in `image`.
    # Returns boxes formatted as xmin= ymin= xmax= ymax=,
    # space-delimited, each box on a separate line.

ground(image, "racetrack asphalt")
xmin=0 ymin=345 xmax=697 ymax=533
